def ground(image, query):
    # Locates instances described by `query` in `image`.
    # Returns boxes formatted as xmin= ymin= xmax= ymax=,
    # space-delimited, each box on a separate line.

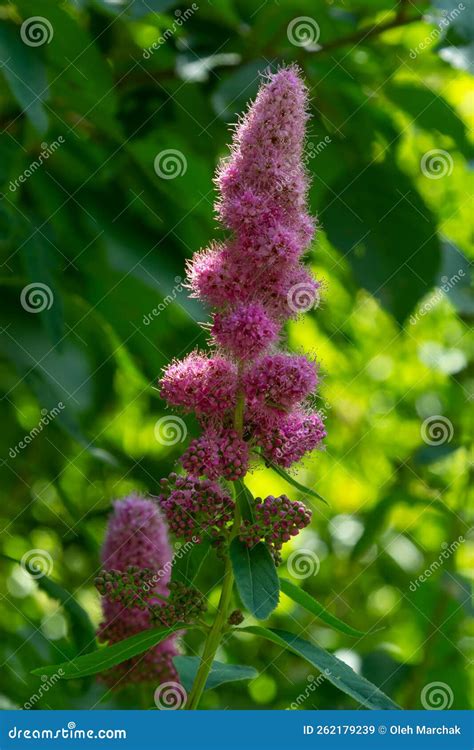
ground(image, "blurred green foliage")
xmin=0 ymin=0 xmax=472 ymax=710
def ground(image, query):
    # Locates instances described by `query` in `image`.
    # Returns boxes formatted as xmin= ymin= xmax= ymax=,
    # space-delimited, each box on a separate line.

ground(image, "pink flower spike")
xmin=244 ymin=353 xmax=318 ymax=411
xmin=160 ymin=352 xmax=237 ymax=416
xmin=98 ymin=495 xmax=178 ymax=687
xmin=212 ymin=303 xmax=279 ymax=360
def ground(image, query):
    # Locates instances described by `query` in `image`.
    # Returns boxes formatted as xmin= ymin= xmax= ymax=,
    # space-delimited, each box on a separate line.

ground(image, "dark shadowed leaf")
xmin=171 ymin=539 xmax=212 ymax=586
xmin=174 ymin=656 xmax=258 ymax=692
xmin=323 ymin=163 xmax=441 ymax=323
xmin=0 ymin=23 xmax=49 ymax=133
xmin=230 ymin=539 xmax=280 ymax=620
xmin=239 ymin=626 xmax=400 ymax=710
xmin=280 ymin=578 xmax=370 ymax=637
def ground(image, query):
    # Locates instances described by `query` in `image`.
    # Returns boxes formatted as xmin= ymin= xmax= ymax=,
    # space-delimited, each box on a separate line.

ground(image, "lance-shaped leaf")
xmin=32 ymin=624 xmax=186 ymax=679
xmin=238 ymin=626 xmax=400 ymax=710
xmin=174 ymin=656 xmax=258 ymax=692
xmin=230 ymin=539 xmax=279 ymax=620
xmin=265 ymin=459 xmax=328 ymax=505
xmin=280 ymin=578 xmax=372 ymax=637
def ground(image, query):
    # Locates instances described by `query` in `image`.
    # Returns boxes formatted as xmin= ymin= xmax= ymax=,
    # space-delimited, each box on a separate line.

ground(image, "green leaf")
xmin=32 ymin=624 xmax=186 ymax=679
xmin=174 ymin=656 xmax=258 ymax=693
xmin=229 ymin=538 xmax=280 ymax=620
xmin=238 ymin=626 xmax=400 ymax=710
xmin=1 ymin=554 xmax=96 ymax=654
xmin=233 ymin=479 xmax=255 ymax=521
xmin=279 ymin=578 xmax=369 ymax=637
xmin=265 ymin=459 xmax=328 ymax=505
xmin=19 ymin=233 xmax=64 ymax=348
xmin=384 ymin=84 xmax=473 ymax=160
xmin=15 ymin=0 xmax=119 ymax=135
xmin=323 ymin=162 xmax=441 ymax=323
xmin=0 ymin=23 xmax=49 ymax=134
xmin=171 ymin=539 xmax=211 ymax=586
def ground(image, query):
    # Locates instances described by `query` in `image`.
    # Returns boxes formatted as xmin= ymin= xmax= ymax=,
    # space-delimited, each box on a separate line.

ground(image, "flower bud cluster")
xmin=239 ymin=494 xmax=312 ymax=564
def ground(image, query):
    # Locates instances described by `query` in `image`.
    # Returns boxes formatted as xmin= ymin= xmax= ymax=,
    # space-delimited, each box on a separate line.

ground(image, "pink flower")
xmin=160 ymin=352 xmax=237 ymax=417
xmin=211 ymin=303 xmax=279 ymax=360
xmin=186 ymin=66 xmax=318 ymax=320
xmin=157 ymin=474 xmax=234 ymax=543
xmin=244 ymin=354 xmax=318 ymax=412
xmin=181 ymin=428 xmax=249 ymax=480
xmin=254 ymin=409 xmax=326 ymax=467
xmin=98 ymin=495 xmax=179 ymax=686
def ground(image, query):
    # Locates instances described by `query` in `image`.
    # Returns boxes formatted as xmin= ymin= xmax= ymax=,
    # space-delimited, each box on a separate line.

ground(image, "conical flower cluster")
xmin=159 ymin=67 xmax=325 ymax=554
xmin=97 ymin=495 xmax=179 ymax=686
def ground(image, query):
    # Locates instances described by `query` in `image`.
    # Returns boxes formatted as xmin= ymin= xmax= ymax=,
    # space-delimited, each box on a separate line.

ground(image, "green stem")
xmin=185 ymin=553 xmax=234 ymax=709
xmin=186 ymin=371 xmax=246 ymax=710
